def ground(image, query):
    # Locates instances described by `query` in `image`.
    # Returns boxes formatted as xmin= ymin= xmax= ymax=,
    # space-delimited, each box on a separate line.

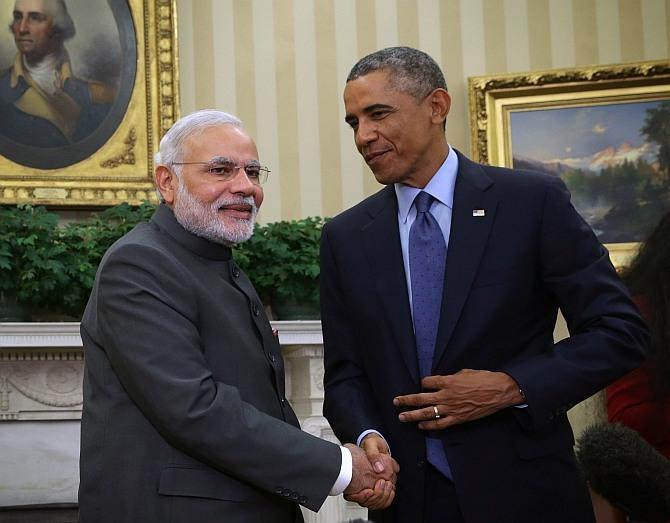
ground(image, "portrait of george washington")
xmin=0 ymin=0 xmax=136 ymax=169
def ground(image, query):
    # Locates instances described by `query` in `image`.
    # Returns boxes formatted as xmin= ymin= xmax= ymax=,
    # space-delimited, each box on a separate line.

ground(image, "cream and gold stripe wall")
xmin=176 ymin=0 xmax=670 ymax=223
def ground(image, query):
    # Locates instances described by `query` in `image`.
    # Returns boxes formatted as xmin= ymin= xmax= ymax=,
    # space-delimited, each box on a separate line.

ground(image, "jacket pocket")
xmin=158 ymin=465 xmax=268 ymax=502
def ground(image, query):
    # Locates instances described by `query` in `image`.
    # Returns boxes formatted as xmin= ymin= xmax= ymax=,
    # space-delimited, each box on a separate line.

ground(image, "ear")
xmin=428 ymin=88 xmax=451 ymax=126
xmin=154 ymin=165 xmax=177 ymax=206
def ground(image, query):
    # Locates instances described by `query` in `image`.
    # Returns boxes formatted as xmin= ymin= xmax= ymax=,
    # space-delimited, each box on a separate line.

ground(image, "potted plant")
xmin=0 ymin=203 xmax=324 ymax=322
xmin=0 ymin=205 xmax=67 ymax=321
xmin=0 ymin=203 xmax=156 ymax=321
xmin=57 ymin=202 xmax=156 ymax=317
xmin=235 ymin=216 xmax=326 ymax=320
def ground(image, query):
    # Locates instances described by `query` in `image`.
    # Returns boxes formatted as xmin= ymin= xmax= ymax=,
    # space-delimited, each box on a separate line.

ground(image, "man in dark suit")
xmin=320 ymin=47 xmax=649 ymax=523
xmin=78 ymin=109 xmax=398 ymax=522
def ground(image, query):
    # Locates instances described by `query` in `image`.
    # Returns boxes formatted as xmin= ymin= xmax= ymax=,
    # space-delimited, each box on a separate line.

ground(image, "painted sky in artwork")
xmin=510 ymin=100 xmax=662 ymax=169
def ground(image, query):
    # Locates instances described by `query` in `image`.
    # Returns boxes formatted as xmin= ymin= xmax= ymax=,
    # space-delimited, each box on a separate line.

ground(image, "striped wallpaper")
xmin=176 ymin=0 xmax=670 ymax=223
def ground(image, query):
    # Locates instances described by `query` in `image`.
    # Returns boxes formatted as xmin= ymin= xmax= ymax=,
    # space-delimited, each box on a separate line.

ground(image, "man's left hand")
xmin=393 ymin=369 xmax=523 ymax=429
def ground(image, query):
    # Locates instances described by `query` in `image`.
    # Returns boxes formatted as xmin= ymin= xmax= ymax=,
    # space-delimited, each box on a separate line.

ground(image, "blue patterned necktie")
xmin=409 ymin=191 xmax=452 ymax=479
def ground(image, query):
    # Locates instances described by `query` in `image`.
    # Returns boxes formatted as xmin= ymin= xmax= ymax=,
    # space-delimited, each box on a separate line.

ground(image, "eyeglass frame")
xmin=170 ymin=156 xmax=271 ymax=185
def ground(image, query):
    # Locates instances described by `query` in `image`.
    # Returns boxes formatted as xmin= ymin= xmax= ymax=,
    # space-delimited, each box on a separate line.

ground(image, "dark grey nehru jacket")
xmin=79 ymin=204 xmax=341 ymax=523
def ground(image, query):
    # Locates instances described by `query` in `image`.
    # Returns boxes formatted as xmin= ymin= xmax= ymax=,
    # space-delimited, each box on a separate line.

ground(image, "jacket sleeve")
xmin=320 ymin=224 xmax=387 ymax=444
xmin=503 ymin=176 xmax=649 ymax=429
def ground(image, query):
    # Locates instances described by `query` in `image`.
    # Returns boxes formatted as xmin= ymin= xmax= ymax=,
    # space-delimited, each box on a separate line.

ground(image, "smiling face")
xmin=11 ymin=0 xmax=59 ymax=63
xmin=343 ymin=69 xmax=451 ymax=188
xmin=157 ymin=124 xmax=264 ymax=246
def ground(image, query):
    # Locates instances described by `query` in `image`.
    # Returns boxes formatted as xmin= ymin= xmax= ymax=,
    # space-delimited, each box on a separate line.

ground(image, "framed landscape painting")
xmin=0 ymin=0 xmax=179 ymax=207
xmin=468 ymin=61 xmax=670 ymax=267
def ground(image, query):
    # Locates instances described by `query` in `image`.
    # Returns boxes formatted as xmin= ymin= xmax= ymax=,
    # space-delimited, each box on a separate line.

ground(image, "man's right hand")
xmin=360 ymin=433 xmax=395 ymax=475
xmin=344 ymin=441 xmax=399 ymax=510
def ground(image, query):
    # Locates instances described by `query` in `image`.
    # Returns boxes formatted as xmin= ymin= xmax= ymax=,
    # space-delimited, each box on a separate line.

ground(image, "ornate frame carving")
xmin=0 ymin=0 xmax=179 ymax=207
xmin=468 ymin=61 xmax=670 ymax=266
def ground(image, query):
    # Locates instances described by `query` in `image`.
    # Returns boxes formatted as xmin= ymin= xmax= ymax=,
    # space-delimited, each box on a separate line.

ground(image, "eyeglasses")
xmin=171 ymin=156 xmax=271 ymax=185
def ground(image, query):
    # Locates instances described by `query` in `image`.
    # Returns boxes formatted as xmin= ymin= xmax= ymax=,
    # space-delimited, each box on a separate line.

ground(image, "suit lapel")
xmin=361 ymin=187 xmax=420 ymax=382
xmin=432 ymin=153 xmax=498 ymax=372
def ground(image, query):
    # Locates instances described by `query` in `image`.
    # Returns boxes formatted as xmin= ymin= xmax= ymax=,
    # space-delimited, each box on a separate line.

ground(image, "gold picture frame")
xmin=468 ymin=60 xmax=670 ymax=267
xmin=0 ymin=0 xmax=179 ymax=207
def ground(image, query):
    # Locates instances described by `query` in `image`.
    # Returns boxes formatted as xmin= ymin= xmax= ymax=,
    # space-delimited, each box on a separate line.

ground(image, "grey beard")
xmin=172 ymin=181 xmax=257 ymax=246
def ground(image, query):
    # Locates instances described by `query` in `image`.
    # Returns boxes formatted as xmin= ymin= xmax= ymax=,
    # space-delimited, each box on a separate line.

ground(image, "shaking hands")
xmin=344 ymin=435 xmax=399 ymax=510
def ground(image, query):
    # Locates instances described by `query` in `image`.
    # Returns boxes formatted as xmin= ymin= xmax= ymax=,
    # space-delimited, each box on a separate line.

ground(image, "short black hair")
xmin=347 ymin=46 xmax=447 ymax=101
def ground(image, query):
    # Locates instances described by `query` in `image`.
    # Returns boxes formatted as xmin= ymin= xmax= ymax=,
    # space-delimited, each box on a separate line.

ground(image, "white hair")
xmin=11 ymin=0 xmax=76 ymax=40
xmin=47 ymin=0 xmax=75 ymax=40
xmin=154 ymin=109 xmax=244 ymax=202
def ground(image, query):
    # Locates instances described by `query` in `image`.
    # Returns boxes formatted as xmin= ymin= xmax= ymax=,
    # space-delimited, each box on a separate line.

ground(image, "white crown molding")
xmin=271 ymin=320 xmax=323 ymax=346
xmin=0 ymin=323 xmax=82 ymax=348
xmin=0 ymin=321 xmax=323 ymax=349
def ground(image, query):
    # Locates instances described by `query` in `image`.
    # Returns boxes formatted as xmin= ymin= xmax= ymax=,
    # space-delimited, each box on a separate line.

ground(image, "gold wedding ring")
xmin=433 ymin=405 xmax=441 ymax=420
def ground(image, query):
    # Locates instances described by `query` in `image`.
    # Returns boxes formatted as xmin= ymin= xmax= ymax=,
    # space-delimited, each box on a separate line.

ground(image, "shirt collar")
xmin=10 ymin=51 xmax=72 ymax=89
xmin=395 ymin=145 xmax=459 ymax=223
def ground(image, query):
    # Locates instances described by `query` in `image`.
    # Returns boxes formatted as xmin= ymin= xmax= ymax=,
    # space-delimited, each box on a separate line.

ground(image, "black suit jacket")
xmin=320 ymin=152 xmax=648 ymax=523
xmin=79 ymin=205 xmax=341 ymax=523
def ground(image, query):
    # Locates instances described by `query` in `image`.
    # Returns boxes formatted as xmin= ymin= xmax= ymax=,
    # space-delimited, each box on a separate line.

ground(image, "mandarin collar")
xmin=151 ymin=204 xmax=232 ymax=261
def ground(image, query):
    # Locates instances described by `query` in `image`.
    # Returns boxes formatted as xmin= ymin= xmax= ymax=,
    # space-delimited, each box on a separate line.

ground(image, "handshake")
xmin=344 ymin=435 xmax=400 ymax=510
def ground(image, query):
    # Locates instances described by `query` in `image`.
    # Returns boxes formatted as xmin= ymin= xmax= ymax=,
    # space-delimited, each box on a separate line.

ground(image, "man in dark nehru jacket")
xmin=320 ymin=47 xmax=649 ymax=523
xmin=78 ymin=109 xmax=399 ymax=522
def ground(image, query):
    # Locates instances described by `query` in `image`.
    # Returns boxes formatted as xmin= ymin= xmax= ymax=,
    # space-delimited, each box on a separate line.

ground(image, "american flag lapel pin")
xmin=472 ymin=209 xmax=486 ymax=217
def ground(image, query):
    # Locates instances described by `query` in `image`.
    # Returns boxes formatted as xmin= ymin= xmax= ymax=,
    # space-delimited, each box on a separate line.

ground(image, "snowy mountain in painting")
xmin=514 ymin=141 xmax=659 ymax=174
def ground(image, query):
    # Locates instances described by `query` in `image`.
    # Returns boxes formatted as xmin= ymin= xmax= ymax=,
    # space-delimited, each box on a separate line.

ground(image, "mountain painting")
xmin=510 ymin=100 xmax=670 ymax=244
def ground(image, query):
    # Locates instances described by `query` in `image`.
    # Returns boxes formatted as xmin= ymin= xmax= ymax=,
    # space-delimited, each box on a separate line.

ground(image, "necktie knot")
xmin=414 ymin=191 xmax=434 ymax=214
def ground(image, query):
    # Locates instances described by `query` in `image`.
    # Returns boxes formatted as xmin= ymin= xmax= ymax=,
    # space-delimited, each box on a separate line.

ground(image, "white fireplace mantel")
xmin=0 ymin=320 xmax=323 ymax=348
xmin=0 ymin=320 xmax=328 ymax=424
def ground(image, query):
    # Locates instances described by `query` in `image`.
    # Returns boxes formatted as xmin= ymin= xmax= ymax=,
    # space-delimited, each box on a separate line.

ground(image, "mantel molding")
xmin=0 ymin=323 xmax=83 ymax=348
xmin=0 ymin=321 xmax=323 ymax=349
